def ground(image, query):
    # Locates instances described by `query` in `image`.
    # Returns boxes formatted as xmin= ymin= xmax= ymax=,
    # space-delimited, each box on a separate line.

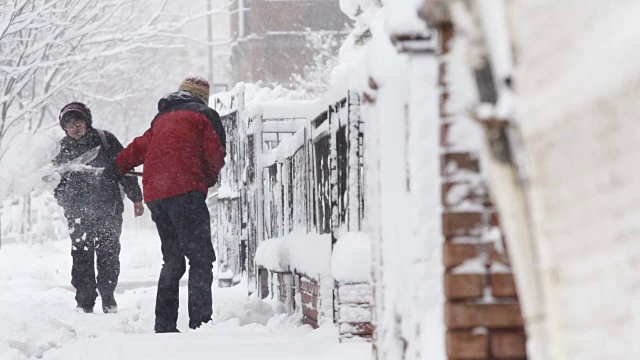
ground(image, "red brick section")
xmin=447 ymin=331 xmax=489 ymax=359
xmin=491 ymin=330 xmax=527 ymax=359
xmin=442 ymin=181 xmax=490 ymax=208
xmin=445 ymin=303 xmax=524 ymax=329
xmin=339 ymin=322 xmax=374 ymax=337
xmin=445 ymin=274 xmax=485 ymax=300
xmin=439 ymin=23 xmax=528 ymax=360
xmin=442 ymin=152 xmax=481 ymax=174
xmin=301 ymin=276 xmax=319 ymax=328
xmin=443 ymin=242 xmax=505 ymax=270
xmin=491 ymin=274 xmax=519 ymax=298
xmin=443 ymin=212 xmax=484 ymax=237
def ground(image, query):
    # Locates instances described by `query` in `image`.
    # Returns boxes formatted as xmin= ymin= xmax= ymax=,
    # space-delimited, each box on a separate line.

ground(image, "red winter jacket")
xmin=116 ymin=92 xmax=226 ymax=203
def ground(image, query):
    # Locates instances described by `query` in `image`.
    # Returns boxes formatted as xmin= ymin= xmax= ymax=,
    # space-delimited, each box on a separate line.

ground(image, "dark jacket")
xmin=54 ymin=127 xmax=143 ymax=218
xmin=116 ymin=91 xmax=226 ymax=203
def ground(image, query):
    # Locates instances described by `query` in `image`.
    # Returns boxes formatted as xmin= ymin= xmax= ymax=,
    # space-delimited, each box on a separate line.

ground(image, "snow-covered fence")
xmin=211 ymin=109 xmax=243 ymax=286
xmin=1 ymin=192 xmax=68 ymax=247
xmin=212 ymin=88 xmax=371 ymax=340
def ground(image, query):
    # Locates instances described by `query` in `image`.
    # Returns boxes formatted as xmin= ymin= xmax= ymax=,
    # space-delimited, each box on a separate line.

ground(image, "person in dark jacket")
xmin=113 ymin=77 xmax=226 ymax=332
xmin=54 ymin=102 xmax=144 ymax=314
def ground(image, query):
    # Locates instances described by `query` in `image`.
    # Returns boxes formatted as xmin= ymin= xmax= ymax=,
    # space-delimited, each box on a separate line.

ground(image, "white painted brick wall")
xmin=514 ymin=1 xmax=640 ymax=359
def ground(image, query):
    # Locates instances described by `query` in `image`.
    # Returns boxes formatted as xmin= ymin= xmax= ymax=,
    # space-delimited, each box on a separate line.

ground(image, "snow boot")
xmin=101 ymin=294 xmax=118 ymax=314
xmin=76 ymin=305 xmax=94 ymax=313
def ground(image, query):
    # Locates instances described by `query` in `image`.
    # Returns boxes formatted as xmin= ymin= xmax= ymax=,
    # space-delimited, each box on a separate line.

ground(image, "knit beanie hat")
xmin=179 ymin=76 xmax=210 ymax=104
xmin=59 ymin=102 xmax=92 ymax=128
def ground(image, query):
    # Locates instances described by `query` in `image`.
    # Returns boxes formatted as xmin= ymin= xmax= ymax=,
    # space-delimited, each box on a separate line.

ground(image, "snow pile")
xmin=255 ymin=230 xmax=332 ymax=278
xmin=214 ymin=279 xmax=280 ymax=326
xmin=331 ymin=232 xmax=372 ymax=283
xmin=384 ymin=0 xmax=430 ymax=36
xmin=255 ymin=236 xmax=289 ymax=272
xmin=330 ymin=3 xmax=381 ymax=101
xmin=332 ymin=0 xmax=431 ymax=104
xmin=339 ymin=0 xmax=376 ymax=19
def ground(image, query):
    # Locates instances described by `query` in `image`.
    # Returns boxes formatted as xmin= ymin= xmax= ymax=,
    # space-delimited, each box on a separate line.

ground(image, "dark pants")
xmin=68 ymin=212 xmax=122 ymax=309
xmin=147 ymin=191 xmax=216 ymax=331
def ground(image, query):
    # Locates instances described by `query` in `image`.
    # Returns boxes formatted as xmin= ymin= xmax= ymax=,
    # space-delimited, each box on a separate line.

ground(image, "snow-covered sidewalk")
xmin=0 ymin=224 xmax=370 ymax=360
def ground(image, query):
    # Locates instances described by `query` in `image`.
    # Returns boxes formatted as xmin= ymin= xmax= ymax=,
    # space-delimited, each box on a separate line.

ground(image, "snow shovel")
xmin=42 ymin=146 xmax=103 ymax=183
xmin=67 ymin=146 xmax=143 ymax=177
xmin=55 ymin=145 xmax=103 ymax=175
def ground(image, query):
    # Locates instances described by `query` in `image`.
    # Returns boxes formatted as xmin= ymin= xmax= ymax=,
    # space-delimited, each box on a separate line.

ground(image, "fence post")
xmin=329 ymin=104 xmax=339 ymax=247
xmin=254 ymin=113 xmax=264 ymax=245
xmin=347 ymin=92 xmax=362 ymax=232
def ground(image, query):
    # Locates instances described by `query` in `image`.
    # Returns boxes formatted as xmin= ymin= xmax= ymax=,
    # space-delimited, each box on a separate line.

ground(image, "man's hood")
xmin=157 ymin=91 xmax=207 ymax=112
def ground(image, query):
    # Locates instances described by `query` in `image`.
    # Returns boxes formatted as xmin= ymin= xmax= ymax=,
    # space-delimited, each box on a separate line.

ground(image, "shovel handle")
xmin=127 ymin=171 xmax=143 ymax=177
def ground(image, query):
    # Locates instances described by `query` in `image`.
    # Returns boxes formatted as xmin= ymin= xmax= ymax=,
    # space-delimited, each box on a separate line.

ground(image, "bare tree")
xmin=290 ymin=29 xmax=347 ymax=99
xmin=0 ymin=0 xmax=235 ymax=245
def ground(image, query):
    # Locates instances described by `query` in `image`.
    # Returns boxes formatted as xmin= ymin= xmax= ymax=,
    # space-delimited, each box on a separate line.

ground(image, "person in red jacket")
xmin=114 ymin=77 xmax=226 ymax=332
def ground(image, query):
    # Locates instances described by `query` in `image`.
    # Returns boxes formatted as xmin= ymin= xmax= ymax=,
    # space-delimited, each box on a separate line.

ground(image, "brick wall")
xmin=336 ymin=283 xmax=374 ymax=342
xmin=440 ymin=24 xmax=528 ymax=360
xmin=301 ymin=276 xmax=320 ymax=328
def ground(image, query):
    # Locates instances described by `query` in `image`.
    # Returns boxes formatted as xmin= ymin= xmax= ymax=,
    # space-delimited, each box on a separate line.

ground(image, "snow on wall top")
xmin=331 ymin=231 xmax=372 ymax=283
xmin=260 ymin=100 xmax=326 ymax=120
xmin=212 ymin=82 xmax=310 ymax=123
xmin=383 ymin=0 xmax=430 ymax=36
xmin=255 ymin=230 xmax=332 ymax=278
xmin=341 ymin=0 xmax=428 ymax=36
xmin=333 ymin=0 xmax=434 ymax=104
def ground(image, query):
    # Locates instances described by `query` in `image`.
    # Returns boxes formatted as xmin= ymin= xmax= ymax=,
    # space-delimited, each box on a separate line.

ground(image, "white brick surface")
xmin=339 ymin=304 xmax=372 ymax=323
xmin=515 ymin=2 xmax=640 ymax=358
xmin=514 ymin=0 xmax=640 ymax=136
xmin=338 ymin=284 xmax=373 ymax=304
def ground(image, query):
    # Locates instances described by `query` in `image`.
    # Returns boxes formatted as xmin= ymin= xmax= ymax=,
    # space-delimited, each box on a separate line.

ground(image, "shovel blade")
xmin=69 ymin=145 xmax=101 ymax=165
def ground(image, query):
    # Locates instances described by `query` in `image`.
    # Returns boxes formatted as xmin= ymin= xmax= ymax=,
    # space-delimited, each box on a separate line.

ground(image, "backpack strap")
xmin=95 ymin=128 xmax=110 ymax=150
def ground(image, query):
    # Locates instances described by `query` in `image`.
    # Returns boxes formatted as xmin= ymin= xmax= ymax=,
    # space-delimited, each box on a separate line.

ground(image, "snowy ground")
xmin=0 ymin=214 xmax=371 ymax=360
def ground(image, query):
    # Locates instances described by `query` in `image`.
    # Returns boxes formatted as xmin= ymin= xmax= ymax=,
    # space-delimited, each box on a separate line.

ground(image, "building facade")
xmin=229 ymin=0 xmax=349 ymax=86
